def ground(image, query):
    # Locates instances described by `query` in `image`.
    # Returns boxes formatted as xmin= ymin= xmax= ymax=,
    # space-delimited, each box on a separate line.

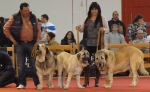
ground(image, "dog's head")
xmin=36 ymin=44 xmax=49 ymax=55
xmin=77 ymin=50 xmax=90 ymax=65
xmin=95 ymin=50 xmax=108 ymax=70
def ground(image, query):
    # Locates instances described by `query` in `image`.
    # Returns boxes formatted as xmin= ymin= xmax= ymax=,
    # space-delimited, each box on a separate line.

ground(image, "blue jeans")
xmin=15 ymin=42 xmax=39 ymax=86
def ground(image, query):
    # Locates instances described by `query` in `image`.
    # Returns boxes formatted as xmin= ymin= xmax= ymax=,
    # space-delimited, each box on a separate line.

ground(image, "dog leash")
xmin=31 ymin=44 xmax=37 ymax=58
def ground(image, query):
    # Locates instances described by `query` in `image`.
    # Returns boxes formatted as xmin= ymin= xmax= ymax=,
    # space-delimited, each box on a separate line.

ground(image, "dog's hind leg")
xmin=62 ymin=70 xmax=67 ymax=88
xmin=64 ymin=72 xmax=73 ymax=89
xmin=58 ymin=66 xmax=63 ymax=88
xmin=130 ymin=61 xmax=139 ymax=87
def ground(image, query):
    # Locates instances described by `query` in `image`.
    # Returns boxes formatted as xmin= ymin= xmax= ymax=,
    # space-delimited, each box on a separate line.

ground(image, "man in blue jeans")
xmin=3 ymin=2 xmax=41 ymax=89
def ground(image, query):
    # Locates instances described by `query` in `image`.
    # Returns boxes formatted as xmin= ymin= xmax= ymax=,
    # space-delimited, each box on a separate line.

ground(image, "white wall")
xmin=0 ymin=0 xmax=121 ymax=43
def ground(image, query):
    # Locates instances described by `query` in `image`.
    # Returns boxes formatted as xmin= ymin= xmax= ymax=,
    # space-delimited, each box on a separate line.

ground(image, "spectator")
xmin=61 ymin=31 xmax=76 ymax=53
xmin=128 ymin=14 xmax=146 ymax=41
xmin=107 ymin=24 xmax=126 ymax=51
xmin=0 ymin=51 xmax=18 ymax=87
xmin=47 ymin=32 xmax=63 ymax=55
xmin=41 ymin=14 xmax=56 ymax=33
xmin=108 ymin=11 xmax=126 ymax=36
xmin=133 ymin=30 xmax=149 ymax=53
xmin=3 ymin=2 xmax=41 ymax=89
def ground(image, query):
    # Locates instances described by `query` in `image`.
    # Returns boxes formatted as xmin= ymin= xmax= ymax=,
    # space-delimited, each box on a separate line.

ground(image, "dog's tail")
xmin=139 ymin=59 xmax=149 ymax=76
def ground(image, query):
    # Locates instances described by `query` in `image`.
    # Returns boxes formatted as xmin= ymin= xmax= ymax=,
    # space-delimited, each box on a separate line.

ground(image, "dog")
xmin=95 ymin=46 xmax=149 ymax=88
xmin=57 ymin=49 xmax=90 ymax=89
xmin=35 ymin=44 xmax=56 ymax=89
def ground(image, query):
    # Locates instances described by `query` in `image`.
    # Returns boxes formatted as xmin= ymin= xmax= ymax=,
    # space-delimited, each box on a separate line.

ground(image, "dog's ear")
xmin=77 ymin=53 xmax=81 ymax=60
xmin=46 ymin=47 xmax=50 ymax=54
xmin=104 ymin=53 xmax=108 ymax=61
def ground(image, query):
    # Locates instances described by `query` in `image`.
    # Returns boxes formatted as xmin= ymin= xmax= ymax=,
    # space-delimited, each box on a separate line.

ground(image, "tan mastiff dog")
xmin=95 ymin=46 xmax=149 ymax=88
xmin=35 ymin=44 xmax=56 ymax=89
xmin=57 ymin=50 xmax=90 ymax=89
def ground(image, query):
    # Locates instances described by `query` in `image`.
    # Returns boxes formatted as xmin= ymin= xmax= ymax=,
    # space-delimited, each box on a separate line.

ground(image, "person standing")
xmin=3 ymin=2 xmax=41 ymax=89
xmin=76 ymin=2 xmax=109 ymax=87
xmin=108 ymin=11 xmax=126 ymax=36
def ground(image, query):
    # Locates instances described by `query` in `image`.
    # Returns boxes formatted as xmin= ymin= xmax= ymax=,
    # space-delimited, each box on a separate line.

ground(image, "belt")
xmin=20 ymin=40 xmax=34 ymax=43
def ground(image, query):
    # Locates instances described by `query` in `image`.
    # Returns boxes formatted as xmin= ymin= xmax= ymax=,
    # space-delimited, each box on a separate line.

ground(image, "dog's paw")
xmin=36 ymin=84 xmax=43 ymax=90
xmin=58 ymin=85 xmax=63 ymax=88
xmin=104 ymin=84 xmax=111 ymax=88
xmin=63 ymin=85 xmax=69 ymax=90
xmin=130 ymin=82 xmax=137 ymax=87
xmin=78 ymin=86 xmax=85 ymax=89
xmin=78 ymin=84 xmax=85 ymax=89
xmin=48 ymin=85 xmax=54 ymax=88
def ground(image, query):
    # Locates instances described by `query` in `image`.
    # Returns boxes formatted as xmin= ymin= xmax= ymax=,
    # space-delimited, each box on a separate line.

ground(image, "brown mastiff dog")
xmin=57 ymin=50 xmax=90 ymax=89
xmin=95 ymin=46 xmax=149 ymax=88
xmin=35 ymin=44 xmax=56 ymax=89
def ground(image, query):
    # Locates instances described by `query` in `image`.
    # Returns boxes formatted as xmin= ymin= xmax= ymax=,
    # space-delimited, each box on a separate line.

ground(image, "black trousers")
xmin=86 ymin=46 xmax=100 ymax=76
xmin=0 ymin=69 xmax=16 ymax=87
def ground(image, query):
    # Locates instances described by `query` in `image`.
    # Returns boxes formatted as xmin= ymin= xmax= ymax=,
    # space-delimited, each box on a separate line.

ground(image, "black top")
xmin=0 ymin=51 xmax=13 ymax=70
xmin=108 ymin=19 xmax=126 ymax=36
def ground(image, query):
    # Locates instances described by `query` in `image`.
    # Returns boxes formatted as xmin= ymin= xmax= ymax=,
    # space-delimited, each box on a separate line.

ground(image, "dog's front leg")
xmin=58 ymin=67 xmax=63 ymax=88
xmin=64 ymin=72 xmax=73 ymax=89
xmin=47 ymin=71 xmax=54 ymax=88
xmin=36 ymin=72 xmax=44 ymax=89
xmin=76 ymin=74 xmax=85 ymax=89
xmin=104 ymin=70 xmax=113 ymax=88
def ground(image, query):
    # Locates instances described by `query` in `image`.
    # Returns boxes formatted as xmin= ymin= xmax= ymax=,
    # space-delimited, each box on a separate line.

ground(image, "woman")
xmin=47 ymin=32 xmax=63 ymax=55
xmin=76 ymin=2 xmax=109 ymax=87
xmin=61 ymin=31 xmax=76 ymax=53
xmin=128 ymin=14 xmax=146 ymax=41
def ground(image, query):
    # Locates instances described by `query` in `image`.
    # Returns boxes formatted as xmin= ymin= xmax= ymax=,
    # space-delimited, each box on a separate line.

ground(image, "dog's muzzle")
xmin=82 ymin=57 xmax=90 ymax=65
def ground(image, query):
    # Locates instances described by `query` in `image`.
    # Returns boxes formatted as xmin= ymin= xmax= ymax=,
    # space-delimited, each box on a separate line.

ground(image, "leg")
xmin=64 ymin=72 xmax=73 ymax=89
xmin=76 ymin=75 xmax=85 ymax=89
xmin=36 ymin=72 xmax=43 ymax=89
xmin=94 ymin=67 xmax=100 ymax=87
xmin=47 ymin=71 xmax=54 ymax=88
xmin=130 ymin=66 xmax=139 ymax=87
xmin=104 ymin=70 xmax=113 ymax=88
xmin=26 ymin=43 xmax=40 ymax=87
xmin=62 ymin=70 xmax=66 ymax=87
xmin=15 ymin=44 xmax=27 ymax=87
xmin=0 ymin=70 xmax=16 ymax=87
xmin=58 ymin=66 xmax=63 ymax=88
xmin=82 ymin=65 xmax=90 ymax=87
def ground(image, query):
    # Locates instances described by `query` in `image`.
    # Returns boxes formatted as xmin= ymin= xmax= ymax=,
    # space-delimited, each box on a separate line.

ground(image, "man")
xmin=133 ymin=30 xmax=149 ymax=53
xmin=3 ymin=2 xmax=41 ymax=89
xmin=108 ymin=11 xmax=126 ymax=36
xmin=41 ymin=14 xmax=56 ymax=33
xmin=0 ymin=51 xmax=18 ymax=87
xmin=40 ymin=14 xmax=56 ymax=44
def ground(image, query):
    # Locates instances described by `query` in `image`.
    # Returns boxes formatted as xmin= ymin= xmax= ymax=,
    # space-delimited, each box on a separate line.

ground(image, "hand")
xmin=99 ymin=27 xmax=105 ymax=32
xmin=11 ymin=38 xmax=18 ymax=45
xmin=76 ymin=25 xmax=81 ymax=31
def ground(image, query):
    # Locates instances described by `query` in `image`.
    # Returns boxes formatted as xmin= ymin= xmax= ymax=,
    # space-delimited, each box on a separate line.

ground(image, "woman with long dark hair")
xmin=128 ymin=14 xmax=146 ymax=41
xmin=76 ymin=2 xmax=109 ymax=87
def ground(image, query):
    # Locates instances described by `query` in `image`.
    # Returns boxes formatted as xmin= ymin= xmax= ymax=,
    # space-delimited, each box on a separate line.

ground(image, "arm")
xmin=3 ymin=16 xmax=17 ymax=44
xmin=102 ymin=16 xmax=109 ymax=34
xmin=120 ymin=34 xmax=126 ymax=44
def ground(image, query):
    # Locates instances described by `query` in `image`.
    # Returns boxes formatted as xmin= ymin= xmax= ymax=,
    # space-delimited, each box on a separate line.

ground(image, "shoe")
xmin=17 ymin=84 xmax=25 ymax=89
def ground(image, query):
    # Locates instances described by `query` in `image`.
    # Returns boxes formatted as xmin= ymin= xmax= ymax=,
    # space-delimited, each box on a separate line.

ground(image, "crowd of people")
xmin=0 ymin=1 xmax=149 ymax=89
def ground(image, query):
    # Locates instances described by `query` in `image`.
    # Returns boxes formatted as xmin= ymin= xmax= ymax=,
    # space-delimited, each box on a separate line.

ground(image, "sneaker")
xmin=17 ymin=84 xmax=25 ymax=89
